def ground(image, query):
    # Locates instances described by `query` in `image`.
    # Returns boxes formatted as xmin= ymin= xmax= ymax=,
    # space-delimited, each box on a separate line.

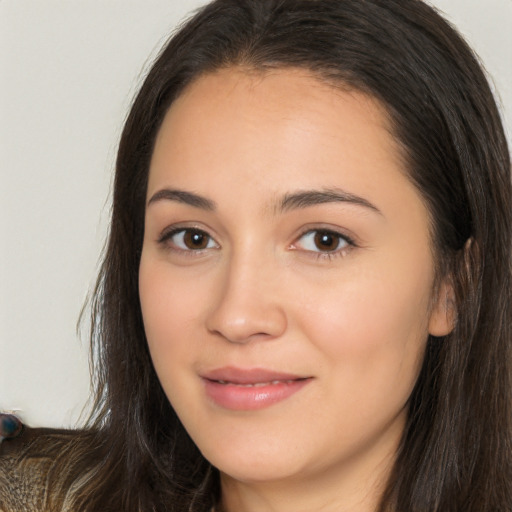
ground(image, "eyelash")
xmin=157 ymin=226 xmax=356 ymax=260
xmin=158 ymin=227 xmax=219 ymax=255
xmin=291 ymin=228 xmax=356 ymax=260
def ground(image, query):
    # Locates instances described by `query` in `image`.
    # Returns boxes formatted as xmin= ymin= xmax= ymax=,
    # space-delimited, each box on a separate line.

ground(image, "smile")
xmin=215 ymin=379 xmax=297 ymax=387
xmin=201 ymin=367 xmax=312 ymax=411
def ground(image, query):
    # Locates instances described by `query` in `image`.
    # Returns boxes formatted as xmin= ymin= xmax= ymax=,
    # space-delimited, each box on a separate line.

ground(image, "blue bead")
xmin=0 ymin=414 xmax=23 ymax=438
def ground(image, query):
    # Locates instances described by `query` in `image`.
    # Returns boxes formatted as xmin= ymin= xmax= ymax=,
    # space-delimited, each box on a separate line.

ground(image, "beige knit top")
xmin=0 ymin=423 xmax=75 ymax=512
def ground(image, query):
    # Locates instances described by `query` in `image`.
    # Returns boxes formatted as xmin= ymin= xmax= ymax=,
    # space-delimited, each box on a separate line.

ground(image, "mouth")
xmin=213 ymin=379 xmax=303 ymax=387
xmin=200 ymin=367 xmax=312 ymax=410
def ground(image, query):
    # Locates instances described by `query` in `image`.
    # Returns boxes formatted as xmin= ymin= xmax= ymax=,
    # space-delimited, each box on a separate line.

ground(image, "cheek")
xmin=295 ymin=259 xmax=433 ymax=400
xmin=138 ymin=258 xmax=202 ymax=380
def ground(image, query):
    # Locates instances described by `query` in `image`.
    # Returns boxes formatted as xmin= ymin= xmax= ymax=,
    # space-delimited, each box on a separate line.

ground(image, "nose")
xmin=205 ymin=254 xmax=287 ymax=344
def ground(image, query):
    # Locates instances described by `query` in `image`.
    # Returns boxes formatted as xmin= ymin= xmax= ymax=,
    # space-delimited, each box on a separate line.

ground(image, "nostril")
xmin=206 ymin=304 xmax=288 ymax=344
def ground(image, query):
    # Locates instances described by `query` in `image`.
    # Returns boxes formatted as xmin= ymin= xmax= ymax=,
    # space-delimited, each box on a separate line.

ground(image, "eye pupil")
xmin=184 ymin=230 xmax=208 ymax=249
xmin=314 ymin=231 xmax=338 ymax=251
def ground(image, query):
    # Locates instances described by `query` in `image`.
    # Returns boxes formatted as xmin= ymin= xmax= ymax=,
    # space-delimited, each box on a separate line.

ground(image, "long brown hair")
xmin=53 ymin=1 xmax=512 ymax=510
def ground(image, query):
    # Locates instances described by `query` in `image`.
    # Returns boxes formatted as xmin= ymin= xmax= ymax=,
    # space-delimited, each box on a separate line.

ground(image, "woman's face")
xmin=139 ymin=68 xmax=452 ymax=497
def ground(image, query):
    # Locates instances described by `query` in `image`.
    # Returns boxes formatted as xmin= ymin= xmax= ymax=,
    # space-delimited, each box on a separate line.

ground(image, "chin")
xmin=216 ymin=459 xmax=305 ymax=485
xmin=201 ymin=440 xmax=309 ymax=484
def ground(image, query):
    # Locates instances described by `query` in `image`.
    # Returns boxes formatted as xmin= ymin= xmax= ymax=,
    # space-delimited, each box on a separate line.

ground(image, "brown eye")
xmin=313 ymin=231 xmax=340 ymax=251
xmin=183 ymin=230 xmax=209 ymax=249
xmin=295 ymin=229 xmax=350 ymax=253
xmin=165 ymin=228 xmax=218 ymax=251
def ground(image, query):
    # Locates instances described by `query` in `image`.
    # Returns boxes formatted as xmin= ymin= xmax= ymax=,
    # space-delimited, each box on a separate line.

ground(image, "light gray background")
xmin=1 ymin=0 xmax=511 ymax=428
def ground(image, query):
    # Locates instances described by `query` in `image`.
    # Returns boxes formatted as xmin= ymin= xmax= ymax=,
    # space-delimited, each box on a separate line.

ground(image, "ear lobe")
xmin=428 ymin=279 xmax=456 ymax=337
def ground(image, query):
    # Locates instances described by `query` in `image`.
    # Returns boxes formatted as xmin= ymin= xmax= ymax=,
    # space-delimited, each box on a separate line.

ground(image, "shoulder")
xmin=0 ymin=416 xmax=87 ymax=512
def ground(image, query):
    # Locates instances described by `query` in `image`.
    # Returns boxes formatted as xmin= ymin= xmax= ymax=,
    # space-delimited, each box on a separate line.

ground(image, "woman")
xmin=1 ymin=0 xmax=511 ymax=511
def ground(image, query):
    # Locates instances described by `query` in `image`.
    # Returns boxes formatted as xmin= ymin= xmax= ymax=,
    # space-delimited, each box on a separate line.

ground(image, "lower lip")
xmin=203 ymin=378 xmax=311 ymax=410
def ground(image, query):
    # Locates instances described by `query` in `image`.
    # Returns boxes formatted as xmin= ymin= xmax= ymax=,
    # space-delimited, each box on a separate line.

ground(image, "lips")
xmin=214 ymin=379 xmax=298 ymax=387
xmin=201 ymin=367 xmax=311 ymax=410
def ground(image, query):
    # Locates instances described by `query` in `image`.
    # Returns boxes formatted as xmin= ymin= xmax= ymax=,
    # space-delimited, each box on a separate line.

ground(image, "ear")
xmin=428 ymin=278 xmax=456 ymax=337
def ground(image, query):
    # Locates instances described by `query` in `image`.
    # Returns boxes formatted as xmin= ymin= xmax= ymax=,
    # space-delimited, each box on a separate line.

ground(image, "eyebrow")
xmin=278 ymin=188 xmax=382 ymax=215
xmin=147 ymin=188 xmax=216 ymax=210
xmin=147 ymin=187 xmax=381 ymax=216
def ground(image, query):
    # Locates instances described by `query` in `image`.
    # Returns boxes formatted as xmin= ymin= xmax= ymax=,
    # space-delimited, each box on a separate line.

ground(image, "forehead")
xmin=149 ymin=67 xmax=407 ymax=195
xmin=159 ymin=67 xmax=396 ymax=146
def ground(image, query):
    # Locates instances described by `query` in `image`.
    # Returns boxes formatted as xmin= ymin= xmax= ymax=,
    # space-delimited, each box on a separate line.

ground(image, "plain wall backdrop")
xmin=1 ymin=0 xmax=511 ymax=428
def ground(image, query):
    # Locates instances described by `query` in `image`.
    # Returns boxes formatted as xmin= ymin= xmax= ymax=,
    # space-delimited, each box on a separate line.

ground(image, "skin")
xmin=139 ymin=68 xmax=454 ymax=512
